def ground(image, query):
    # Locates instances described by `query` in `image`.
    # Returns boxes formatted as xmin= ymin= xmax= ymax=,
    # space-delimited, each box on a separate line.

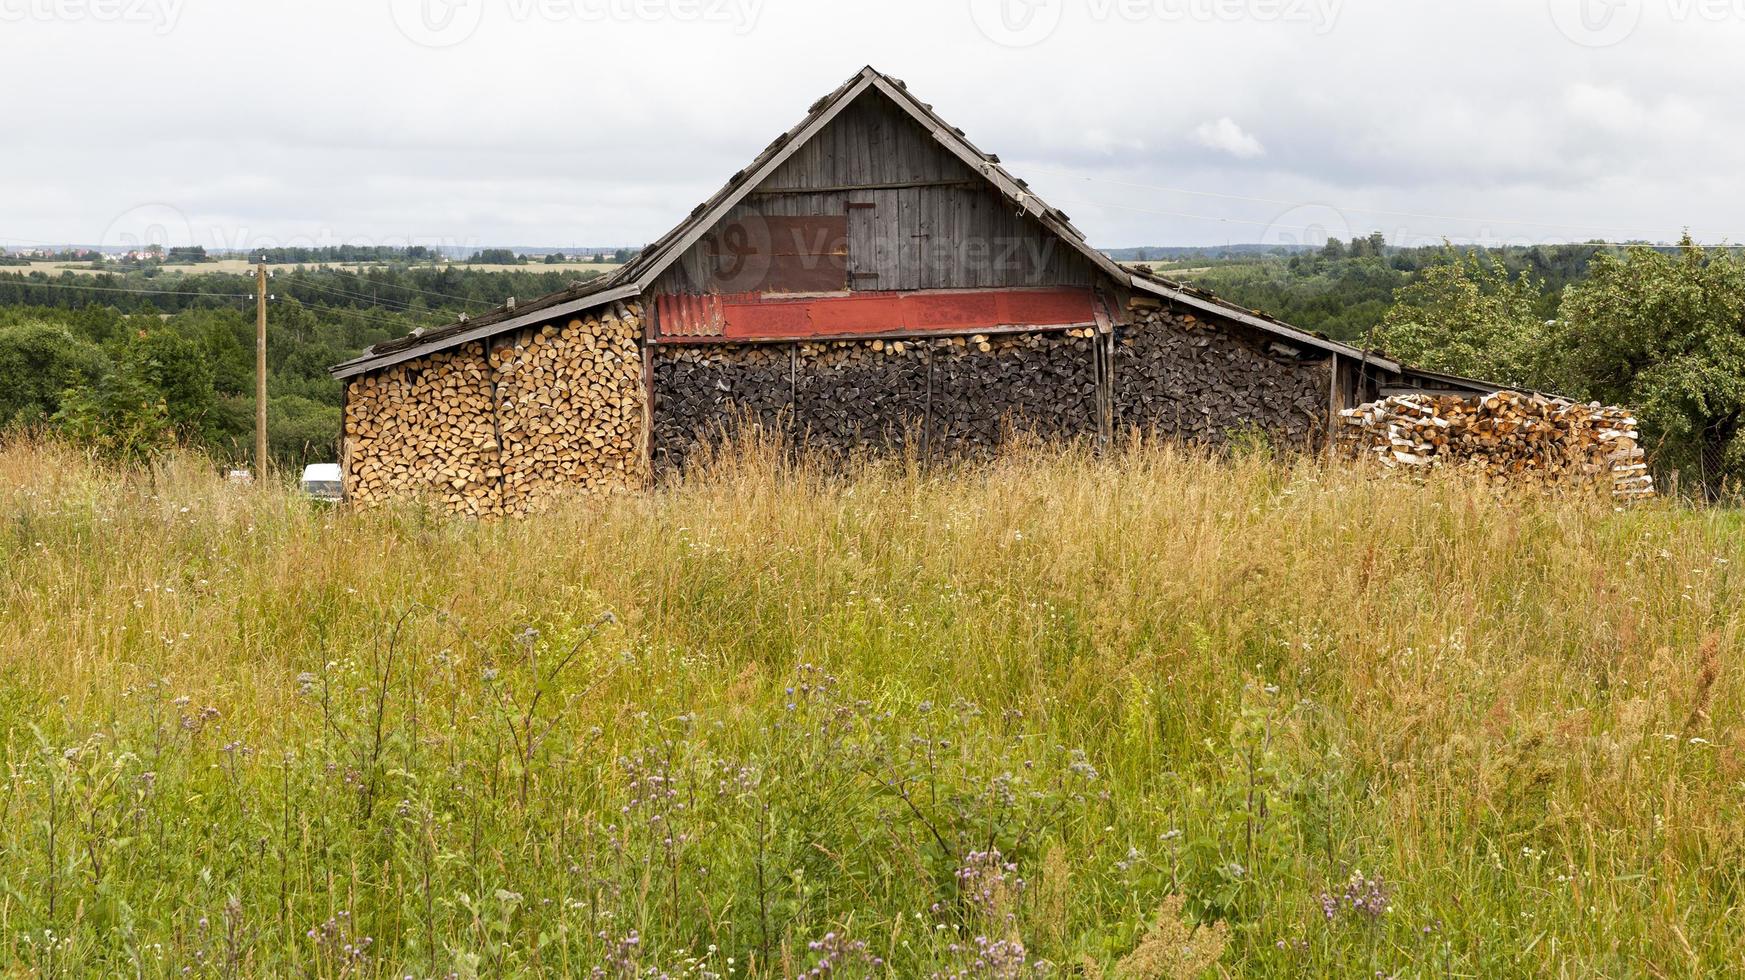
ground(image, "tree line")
xmin=0 ymin=265 xmax=604 ymax=467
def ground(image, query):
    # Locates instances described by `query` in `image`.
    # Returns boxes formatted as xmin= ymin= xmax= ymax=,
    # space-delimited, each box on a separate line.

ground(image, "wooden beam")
xmin=648 ymin=320 xmax=1100 ymax=346
xmin=748 ymin=179 xmax=977 ymax=196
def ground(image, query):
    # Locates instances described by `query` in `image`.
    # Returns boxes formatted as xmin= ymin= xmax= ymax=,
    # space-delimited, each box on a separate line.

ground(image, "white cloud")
xmin=1190 ymin=118 xmax=1267 ymax=159
xmin=1 ymin=0 xmax=1742 ymax=249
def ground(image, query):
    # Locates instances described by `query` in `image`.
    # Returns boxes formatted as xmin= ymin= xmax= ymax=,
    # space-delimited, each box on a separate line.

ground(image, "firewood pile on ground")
xmin=1338 ymin=390 xmax=1652 ymax=498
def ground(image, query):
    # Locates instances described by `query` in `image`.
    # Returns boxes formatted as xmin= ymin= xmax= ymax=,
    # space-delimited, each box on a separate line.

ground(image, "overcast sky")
xmin=3 ymin=0 xmax=1740 ymax=251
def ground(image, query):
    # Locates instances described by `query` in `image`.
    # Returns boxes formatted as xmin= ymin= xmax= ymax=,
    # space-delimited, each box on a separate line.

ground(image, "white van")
xmin=301 ymin=464 xmax=343 ymax=502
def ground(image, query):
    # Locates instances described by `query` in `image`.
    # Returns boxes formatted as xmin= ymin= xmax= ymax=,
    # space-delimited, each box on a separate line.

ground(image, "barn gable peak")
xmin=617 ymin=66 xmax=1132 ymax=297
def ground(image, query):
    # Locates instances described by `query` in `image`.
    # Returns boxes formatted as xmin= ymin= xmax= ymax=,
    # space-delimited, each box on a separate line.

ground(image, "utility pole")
xmin=255 ymin=259 xmax=268 ymax=478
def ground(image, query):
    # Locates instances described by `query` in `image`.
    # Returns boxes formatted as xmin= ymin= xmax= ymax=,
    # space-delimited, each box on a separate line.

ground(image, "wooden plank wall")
xmin=652 ymin=92 xmax=1096 ymax=296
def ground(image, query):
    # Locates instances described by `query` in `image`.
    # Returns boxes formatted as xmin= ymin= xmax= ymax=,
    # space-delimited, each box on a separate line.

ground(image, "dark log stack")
xmin=794 ymin=340 xmax=930 ymax=457
xmin=1115 ymin=310 xmax=1329 ymax=447
xmin=652 ymin=332 xmax=1105 ymax=473
xmin=929 ymin=332 xmax=1101 ymax=456
xmin=652 ymin=344 xmax=792 ymax=473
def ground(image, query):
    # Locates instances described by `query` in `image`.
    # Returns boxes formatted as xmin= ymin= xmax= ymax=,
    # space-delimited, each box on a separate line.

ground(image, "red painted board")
xmin=656 ymin=287 xmax=1096 ymax=340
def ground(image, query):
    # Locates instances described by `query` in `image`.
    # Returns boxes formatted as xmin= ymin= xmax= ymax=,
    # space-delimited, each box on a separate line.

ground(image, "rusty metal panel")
xmin=656 ymin=293 xmax=727 ymax=338
xmin=702 ymin=214 xmax=849 ymax=294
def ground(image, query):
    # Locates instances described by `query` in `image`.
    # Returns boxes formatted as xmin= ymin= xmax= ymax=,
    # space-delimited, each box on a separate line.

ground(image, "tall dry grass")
xmin=0 ymin=434 xmax=1741 ymax=976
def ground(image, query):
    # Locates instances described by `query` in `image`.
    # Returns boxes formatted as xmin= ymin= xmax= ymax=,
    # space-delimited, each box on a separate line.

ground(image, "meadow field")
xmin=1 ymin=438 xmax=1741 ymax=977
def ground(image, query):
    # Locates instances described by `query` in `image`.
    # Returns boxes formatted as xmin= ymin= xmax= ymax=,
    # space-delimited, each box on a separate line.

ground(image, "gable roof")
xmin=332 ymin=66 xmax=1141 ymax=379
xmin=330 ymin=66 xmax=1445 ymax=385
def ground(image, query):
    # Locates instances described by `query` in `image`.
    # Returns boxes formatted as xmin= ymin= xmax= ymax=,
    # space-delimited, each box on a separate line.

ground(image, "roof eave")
xmin=1127 ymin=274 xmax=1405 ymax=374
xmin=328 ymin=283 xmax=641 ymax=379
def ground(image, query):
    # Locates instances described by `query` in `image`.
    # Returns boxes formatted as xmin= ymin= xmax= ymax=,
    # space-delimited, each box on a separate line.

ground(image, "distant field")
xmin=2 ymin=258 xmax=623 ymax=277
xmin=1 ymin=438 xmax=1739 ymax=976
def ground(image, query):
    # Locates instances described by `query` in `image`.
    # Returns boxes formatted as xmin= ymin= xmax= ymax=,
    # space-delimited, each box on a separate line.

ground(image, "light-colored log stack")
xmin=342 ymin=342 xmax=503 ymax=517
xmin=1338 ymin=390 xmax=1652 ymax=498
xmin=490 ymin=302 xmax=645 ymax=514
xmin=344 ymin=302 xmax=647 ymax=518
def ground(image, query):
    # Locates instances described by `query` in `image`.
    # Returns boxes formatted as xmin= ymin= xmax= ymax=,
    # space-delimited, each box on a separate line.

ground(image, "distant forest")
xmin=1129 ymin=240 xmax=1636 ymax=344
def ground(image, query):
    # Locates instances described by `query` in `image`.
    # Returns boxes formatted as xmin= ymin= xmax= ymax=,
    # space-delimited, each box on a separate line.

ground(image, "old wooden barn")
xmin=330 ymin=66 xmax=1489 ymax=516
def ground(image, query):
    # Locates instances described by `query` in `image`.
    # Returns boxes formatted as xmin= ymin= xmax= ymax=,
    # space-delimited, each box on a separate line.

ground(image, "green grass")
xmin=1 ymin=437 xmax=1742 ymax=977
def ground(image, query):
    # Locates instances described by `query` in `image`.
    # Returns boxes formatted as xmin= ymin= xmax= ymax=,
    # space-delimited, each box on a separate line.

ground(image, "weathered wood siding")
xmin=651 ymin=91 xmax=1095 ymax=297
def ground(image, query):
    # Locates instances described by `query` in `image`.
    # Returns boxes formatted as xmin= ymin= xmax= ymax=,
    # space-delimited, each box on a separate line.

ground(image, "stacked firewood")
xmin=1338 ymin=390 xmax=1652 ymax=497
xmin=343 ymin=342 xmax=503 ymax=517
xmin=929 ymin=333 xmax=1100 ymax=454
xmin=1115 ymin=311 xmax=1329 ymax=446
xmin=652 ymin=344 xmax=792 ymax=474
xmin=651 ymin=332 xmax=1105 ymax=472
xmin=794 ymin=340 xmax=929 ymax=456
xmin=491 ymin=302 xmax=646 ymax=512
xmin=344 ymin=302 xmax=646 ymax=517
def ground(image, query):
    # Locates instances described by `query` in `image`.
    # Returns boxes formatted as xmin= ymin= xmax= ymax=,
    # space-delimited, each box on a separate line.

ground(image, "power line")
xmin=283 ymin=277 xmax=423 ymax=314
xmin=1023 ymin=167 xmax=1699 ymax=239
xmin=293 ymin=300 xmax=418 ymax=331
xmin=0 ymin=277 xmax=255 ymax=300
xmin=315 ymin=267 xmax=493 ymax=309
xmin=1044 ymin=196 xmax=1745 ymax=251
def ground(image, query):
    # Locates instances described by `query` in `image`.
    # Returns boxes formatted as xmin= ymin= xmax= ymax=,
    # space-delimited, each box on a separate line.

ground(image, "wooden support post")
xmin=1327 ymin=353 xmax=1341 ymax=456
xmin=255 ymin=260 xmax=268 ymax=478
xmin=640 ymin=338 xmax=655 ymax=485
xmin=338 ymin=380 xmax=350 ymax=503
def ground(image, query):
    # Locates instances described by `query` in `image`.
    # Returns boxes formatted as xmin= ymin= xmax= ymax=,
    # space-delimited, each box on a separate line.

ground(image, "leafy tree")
xmin=1550 ymin=237 xmax=1745 ymax=491
xmin=1371 ymin=249 xmax=1549 ymax=388
xmin=126 ymin=329 xmax=219 ymax=440
xmin=53 ymin=361 xmax=175 ymax=460
xmin=266 ymin=394 xmax=341 ymax=468
xmin=0 ymin=322 xmax=107 ymax=426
